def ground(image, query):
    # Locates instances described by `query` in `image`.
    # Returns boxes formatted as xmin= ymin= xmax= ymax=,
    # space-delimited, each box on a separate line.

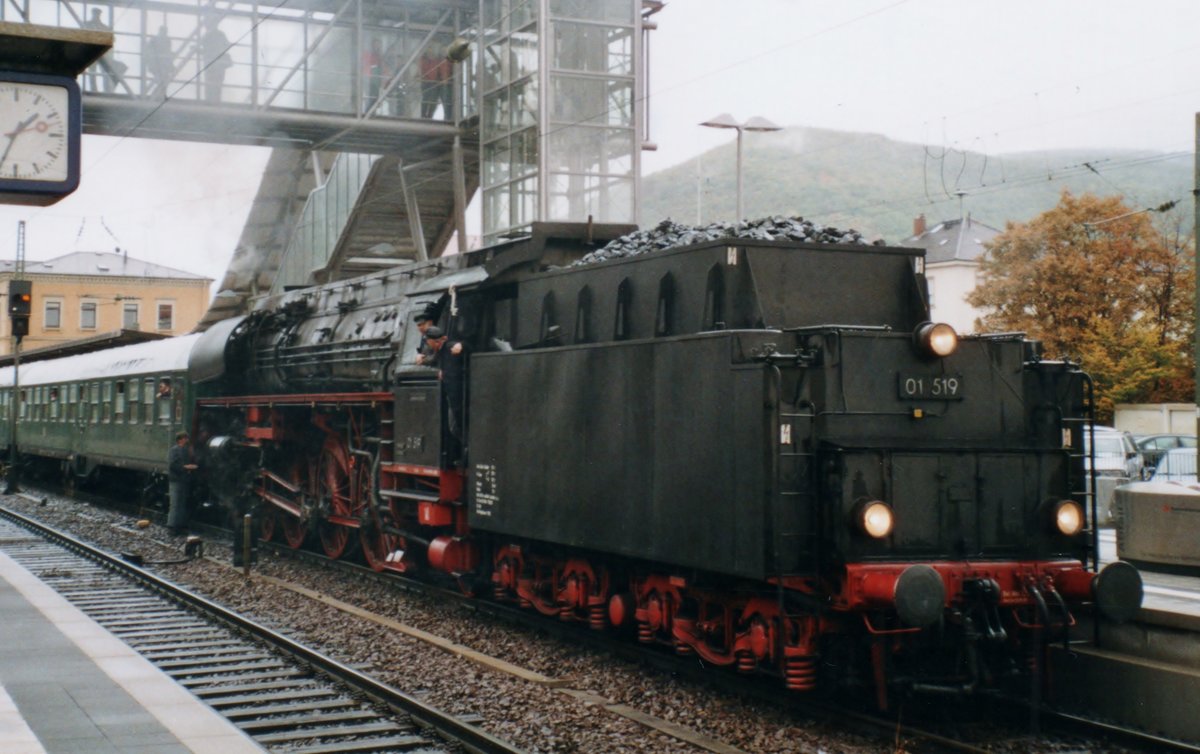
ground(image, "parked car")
xmin=1084 ymin=427 xmax=1144 ymax=480
xmin=1150 ymin=447 xmax=1199 ymax=485
xmin=1135 ymin=433 xmax=1197 ymax=475
xmin=1083 ymin=427 xmax=1144 ymax=522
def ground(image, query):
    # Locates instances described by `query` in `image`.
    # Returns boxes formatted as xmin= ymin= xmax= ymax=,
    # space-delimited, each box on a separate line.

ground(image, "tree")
xmin=968 ymin=191 xmax=1194 ymax=421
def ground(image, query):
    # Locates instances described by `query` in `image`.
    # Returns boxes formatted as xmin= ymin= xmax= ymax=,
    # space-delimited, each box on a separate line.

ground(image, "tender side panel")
xmin=469 ymin=335 xmax=769 ymax=579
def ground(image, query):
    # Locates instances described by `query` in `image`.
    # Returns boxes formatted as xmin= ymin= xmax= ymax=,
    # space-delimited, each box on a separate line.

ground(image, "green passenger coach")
xmin=0 ymin=335 xmax=198 ymax=491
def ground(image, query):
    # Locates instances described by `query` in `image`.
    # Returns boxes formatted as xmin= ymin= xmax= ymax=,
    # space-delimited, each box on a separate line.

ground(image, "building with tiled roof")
xmin=903 ymin=214 xmax=1001 ymax=333
xmin=0 ymin=250 xmax=211 ymax=356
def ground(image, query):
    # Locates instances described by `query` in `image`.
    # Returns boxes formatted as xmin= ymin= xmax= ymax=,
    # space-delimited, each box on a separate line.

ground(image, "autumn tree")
xmin=968 ymin=190 xmax=1194 ymax=421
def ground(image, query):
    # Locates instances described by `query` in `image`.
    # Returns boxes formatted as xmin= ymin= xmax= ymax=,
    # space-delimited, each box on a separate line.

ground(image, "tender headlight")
xmin=856 ymin=500 xmax=895 ymax=539
xmin=1054 ymin=500 xmax=1084 ymax=536
xmin=915 ymin=322 xmax=958 ymax=357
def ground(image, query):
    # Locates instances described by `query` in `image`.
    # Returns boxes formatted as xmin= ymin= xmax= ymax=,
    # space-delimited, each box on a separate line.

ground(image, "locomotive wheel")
xmin=316 ymin=441 xmax=357 ymax=560
xmin=358 ymin=463 xmax=398 ymax=571
xmin=361 ymin=524 xmax=404 ymax=572
xmin=281 ymin=512 xmax=307 ymax=549
xmin=260 ymin=506 xmax=277 ymax=542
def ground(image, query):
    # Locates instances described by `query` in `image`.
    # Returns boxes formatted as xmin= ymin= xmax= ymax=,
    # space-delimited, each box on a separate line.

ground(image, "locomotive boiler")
xmin=1 ymin=219 xmax=1144 ymax=705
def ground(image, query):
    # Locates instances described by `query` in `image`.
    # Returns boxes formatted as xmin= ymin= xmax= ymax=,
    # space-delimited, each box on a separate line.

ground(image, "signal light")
xmin=8 ymin=280 xmax=31 ymax=340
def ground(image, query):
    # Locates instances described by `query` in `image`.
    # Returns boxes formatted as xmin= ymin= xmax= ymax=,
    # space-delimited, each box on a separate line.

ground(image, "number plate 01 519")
xmin=898 ymin=373 xmax=964 ymax=400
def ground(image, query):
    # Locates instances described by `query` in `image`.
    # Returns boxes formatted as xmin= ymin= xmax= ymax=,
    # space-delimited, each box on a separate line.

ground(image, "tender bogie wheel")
xmin=316 ymin=441 xmax=357 ymax=560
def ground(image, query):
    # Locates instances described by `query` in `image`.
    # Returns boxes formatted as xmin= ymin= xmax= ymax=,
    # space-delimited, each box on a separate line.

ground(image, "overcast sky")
xmin=1 ymin=0 xmax=1197 ymax=287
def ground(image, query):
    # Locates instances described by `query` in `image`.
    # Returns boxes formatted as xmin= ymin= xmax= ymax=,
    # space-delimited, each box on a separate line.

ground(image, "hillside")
xmin=641 ymin=128 xmax=1193 ymax=243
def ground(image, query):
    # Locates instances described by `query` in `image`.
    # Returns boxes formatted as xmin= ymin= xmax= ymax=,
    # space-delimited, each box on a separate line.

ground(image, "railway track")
xmin=0 ymin=504 xmax=522 ymax=754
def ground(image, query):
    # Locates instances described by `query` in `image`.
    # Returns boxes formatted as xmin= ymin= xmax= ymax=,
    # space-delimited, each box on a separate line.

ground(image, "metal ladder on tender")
xmin=1060 ymin=373 xmax=1099 ymax=572
xmin=772 ymin=399 xmax=823 ymax=691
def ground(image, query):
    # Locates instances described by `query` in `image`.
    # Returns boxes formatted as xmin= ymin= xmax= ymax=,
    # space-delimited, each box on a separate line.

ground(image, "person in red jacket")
xmin=420 ymin=50 xmax=452 ymax=119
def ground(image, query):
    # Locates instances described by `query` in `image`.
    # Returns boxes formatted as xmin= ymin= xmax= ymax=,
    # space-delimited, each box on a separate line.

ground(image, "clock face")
xmin=0 ymin=81 xmax=70 ymax=182
xmin=0 ymin=72 xmax=80 ymax=205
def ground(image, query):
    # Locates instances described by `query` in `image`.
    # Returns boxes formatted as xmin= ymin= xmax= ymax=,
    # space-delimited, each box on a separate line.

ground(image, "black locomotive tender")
xmin=2 ymin=220 xmax=1143 ymax=706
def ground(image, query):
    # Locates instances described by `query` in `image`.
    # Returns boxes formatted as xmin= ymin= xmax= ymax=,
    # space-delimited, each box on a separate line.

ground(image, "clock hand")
xmin=3 ymin=112 xmax=40 ymax=139
xmin=0 ymin=113 xmax=42 ymax=170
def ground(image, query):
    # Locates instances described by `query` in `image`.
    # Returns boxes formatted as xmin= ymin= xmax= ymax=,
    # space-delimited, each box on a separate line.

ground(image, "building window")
xmin=157 ymin=302 xmax=174 ymax=331
xmin=80 ymin=301 xmax=97 ymax=330
xmin=123 ymin=303 xmax=139 ymax=329
xmin=44 ymin=300 xmax=62 ymax=329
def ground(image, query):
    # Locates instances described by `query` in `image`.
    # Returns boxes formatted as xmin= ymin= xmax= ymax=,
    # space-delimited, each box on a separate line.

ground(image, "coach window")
xmin=574 ymin=286 xmax=592 ymax=343
xmin=90 ymin=382 xmax=100 ymax=423
xmin=656 ymin=274 xmax=676 ymax=337
xmin=128 ymin=379 xmax=139 ymax=423
xmin=101 ymin=382 xmax=112 ymax=422
xmin=80 ymin=300 xmax=98 ymax=330
xmin=158 ymin=379 xmax=172 ymax=424
xmin=50 ymin=387 xmax=59 ymax=420
xmin=115 ymin=381 xmax=126 ymax=421
xmin=614 ymin=279 xmax=632 ymax=341
xmin=704 ymin=265 xmax=725 ymax=330
xmin=19 ymin=389 xmax=27 ymax=419
xmin=144 ymin=378 xmax=155 ymax=424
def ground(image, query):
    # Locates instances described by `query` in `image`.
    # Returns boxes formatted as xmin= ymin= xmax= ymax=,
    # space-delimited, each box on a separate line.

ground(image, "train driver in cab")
xmin=413 ymin=309 xmax=436 ymax=365
xmin=423 ymin=326 xmax=466 ymax=461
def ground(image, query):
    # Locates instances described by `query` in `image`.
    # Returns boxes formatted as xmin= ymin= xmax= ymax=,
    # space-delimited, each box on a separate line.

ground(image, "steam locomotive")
xmin=0 ymin=221 xmax=1143 ymax=706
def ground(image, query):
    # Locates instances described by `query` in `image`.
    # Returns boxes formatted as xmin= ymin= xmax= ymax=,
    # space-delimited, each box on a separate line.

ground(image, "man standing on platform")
xmin=167 ymin=432 xmax=196 ymax=535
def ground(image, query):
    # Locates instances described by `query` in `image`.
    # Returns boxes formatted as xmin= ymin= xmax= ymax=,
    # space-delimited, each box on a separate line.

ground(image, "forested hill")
xmin=640 ymin=127 xmax=1192 ymax=243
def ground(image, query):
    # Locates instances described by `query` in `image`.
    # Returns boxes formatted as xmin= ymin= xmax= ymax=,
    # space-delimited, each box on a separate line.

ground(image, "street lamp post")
xmin=700 ymin=113 xmax=783 ymax=228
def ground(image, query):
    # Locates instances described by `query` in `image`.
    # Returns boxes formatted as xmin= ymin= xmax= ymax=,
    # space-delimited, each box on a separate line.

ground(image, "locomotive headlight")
xmin=1054 ymin=500 xmax=1084 ymax=536
xmin=856 ymin=500 xmax=895 ymax=539
xmin=915 ymin=322 xmax=958 ymax=357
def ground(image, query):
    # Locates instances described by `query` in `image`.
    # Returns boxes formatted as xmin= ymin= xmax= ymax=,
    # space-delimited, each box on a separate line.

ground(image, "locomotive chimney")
xmin=913 ymin=214 xmax=926 ymax=237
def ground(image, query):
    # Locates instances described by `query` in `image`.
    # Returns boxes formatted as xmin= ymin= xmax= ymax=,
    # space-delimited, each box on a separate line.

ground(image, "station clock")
xmin=0 ymin=71 xmax=81 ymax=206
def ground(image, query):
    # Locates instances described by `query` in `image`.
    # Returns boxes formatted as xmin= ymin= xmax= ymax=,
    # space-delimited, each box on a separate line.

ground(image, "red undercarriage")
xmin=201 ymin=394 xmax=1097 ymax=699
xmin=491 ymin=548 xmax=1094 ymax=694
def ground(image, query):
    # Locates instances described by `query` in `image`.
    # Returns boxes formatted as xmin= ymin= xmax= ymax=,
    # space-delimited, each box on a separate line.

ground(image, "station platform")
xmin=0 ymin=550 xmax=262 ymax=754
